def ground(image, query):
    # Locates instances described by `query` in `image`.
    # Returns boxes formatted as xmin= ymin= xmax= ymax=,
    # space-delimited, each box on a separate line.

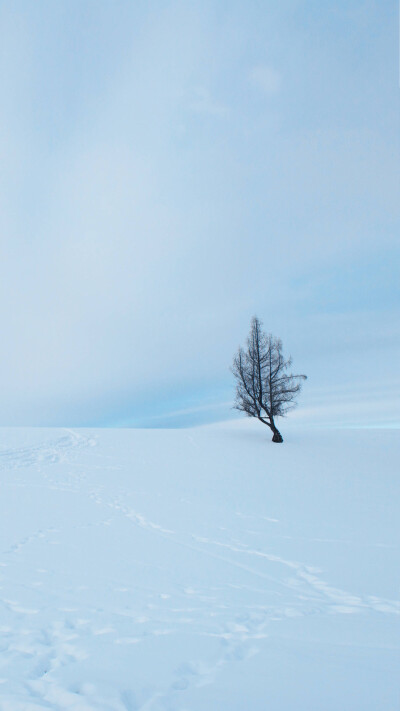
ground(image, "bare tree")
xmin=232 ymin=317 xmax=307 ymax=443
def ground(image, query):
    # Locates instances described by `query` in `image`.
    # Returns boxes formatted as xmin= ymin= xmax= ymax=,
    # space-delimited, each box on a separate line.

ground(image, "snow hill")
xmin=0 ymin=421 xmax=398 ymax=710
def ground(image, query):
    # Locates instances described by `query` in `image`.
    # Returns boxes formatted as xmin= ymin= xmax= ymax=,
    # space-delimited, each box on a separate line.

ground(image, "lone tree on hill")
xmin=232 ymin=317 xmax=307 ymax=443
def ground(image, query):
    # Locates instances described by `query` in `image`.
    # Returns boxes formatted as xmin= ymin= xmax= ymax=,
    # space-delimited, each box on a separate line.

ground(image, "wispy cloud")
xmin=248 ymin=65 xmax=281 ymax=95
xmin=188 ymin=86 xmax=229 ymax=117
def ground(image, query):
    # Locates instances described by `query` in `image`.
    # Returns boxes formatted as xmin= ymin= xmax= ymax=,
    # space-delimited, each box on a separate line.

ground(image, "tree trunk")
xmin=257 ymin=416 xmax=283 ymax=443
xmin=271 ymin=424 xmax=283 ymax=443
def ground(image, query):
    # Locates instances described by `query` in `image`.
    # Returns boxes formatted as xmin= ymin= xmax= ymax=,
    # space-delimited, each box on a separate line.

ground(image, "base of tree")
xmin=272 ymin=430 xmax=283 ymax=443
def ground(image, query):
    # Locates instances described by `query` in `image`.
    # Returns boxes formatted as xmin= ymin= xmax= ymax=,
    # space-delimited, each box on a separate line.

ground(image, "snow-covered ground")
xmin=0 ymin=421 xmax=398 ymax=710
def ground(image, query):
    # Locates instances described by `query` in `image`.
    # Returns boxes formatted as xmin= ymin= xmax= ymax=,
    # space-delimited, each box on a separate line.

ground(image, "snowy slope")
xmin=0 ymin=422 xmax=398 ymax=710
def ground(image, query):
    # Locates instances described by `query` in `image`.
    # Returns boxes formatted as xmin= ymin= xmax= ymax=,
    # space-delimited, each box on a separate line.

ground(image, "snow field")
xmin=0 ymin=422 xmax=398 ymax=710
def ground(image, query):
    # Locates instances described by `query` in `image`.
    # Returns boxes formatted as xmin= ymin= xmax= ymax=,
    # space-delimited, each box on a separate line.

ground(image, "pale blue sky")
xmin=0 ymin=0 xmax=399 ymax=427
